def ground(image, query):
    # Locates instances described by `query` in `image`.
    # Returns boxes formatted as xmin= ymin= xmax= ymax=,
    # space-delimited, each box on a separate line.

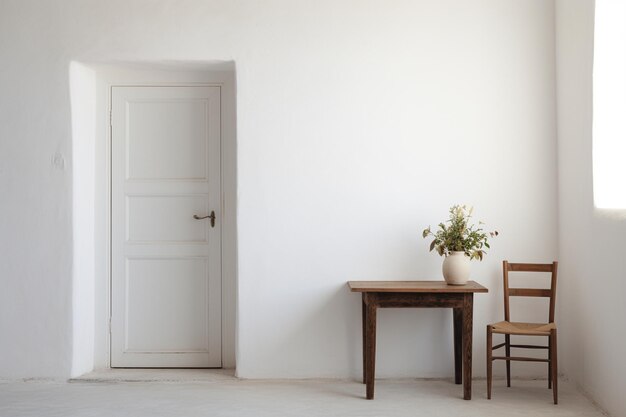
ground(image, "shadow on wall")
xmin=69 ymin=62 xmax=97 ymax=377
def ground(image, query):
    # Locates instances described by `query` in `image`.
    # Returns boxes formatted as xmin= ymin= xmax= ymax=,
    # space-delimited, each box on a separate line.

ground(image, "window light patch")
xmin=593 ymin=0 xmax=626 ymax=209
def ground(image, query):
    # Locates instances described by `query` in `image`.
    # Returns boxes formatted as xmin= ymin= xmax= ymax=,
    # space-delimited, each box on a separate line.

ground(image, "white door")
xmin=110 ymin=86 xmax=221 ymax=367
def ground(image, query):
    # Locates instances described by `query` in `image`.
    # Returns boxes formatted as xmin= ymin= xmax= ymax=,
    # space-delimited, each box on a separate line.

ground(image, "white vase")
xmin=442 ymin=251 xmax=471 ymax=285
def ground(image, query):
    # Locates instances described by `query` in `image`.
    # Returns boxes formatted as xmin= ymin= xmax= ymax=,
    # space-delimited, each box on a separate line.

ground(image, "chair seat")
xmin=489 ymin=321 xmax=556 ymax=336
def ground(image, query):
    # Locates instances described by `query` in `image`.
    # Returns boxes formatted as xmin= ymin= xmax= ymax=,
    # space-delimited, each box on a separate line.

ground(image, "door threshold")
xmin=71 ymin=368 xmax=236 ymax=383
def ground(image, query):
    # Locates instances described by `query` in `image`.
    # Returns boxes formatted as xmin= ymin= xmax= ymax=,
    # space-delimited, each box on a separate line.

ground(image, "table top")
xmin=348 ymin=280 xmax=488 ymax=293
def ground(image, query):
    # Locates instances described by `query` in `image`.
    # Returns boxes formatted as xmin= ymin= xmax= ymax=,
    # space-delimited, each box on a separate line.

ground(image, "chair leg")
xmin=551 ymin=329 xmax=558 ymax=405
xmin=505 ymin=334 xmax=511 ymax=387
xmin=486 ymin=325 xmax=492 ymax=400
xmin=548 ymin=336 xmax=552 ymax=389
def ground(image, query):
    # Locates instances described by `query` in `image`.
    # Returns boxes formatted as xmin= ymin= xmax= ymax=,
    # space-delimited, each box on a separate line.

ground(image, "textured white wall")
xmin=0 ymin=0 xmax=558 ymax=379
xmin=555 ymin=1 xmax=626 ymax=416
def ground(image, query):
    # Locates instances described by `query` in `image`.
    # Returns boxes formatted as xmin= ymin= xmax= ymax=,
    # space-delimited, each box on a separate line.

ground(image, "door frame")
xmin=90 ymin=64 xmax=237 ymax=370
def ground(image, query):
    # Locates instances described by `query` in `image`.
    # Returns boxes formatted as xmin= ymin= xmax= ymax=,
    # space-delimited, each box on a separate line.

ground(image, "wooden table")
xmin=348 ymin=281 xmax=488 ymax=400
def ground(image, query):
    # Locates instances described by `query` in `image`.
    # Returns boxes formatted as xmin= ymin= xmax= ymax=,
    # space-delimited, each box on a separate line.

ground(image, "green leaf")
xmin=424 ymin=205 xmax=497 ymax=258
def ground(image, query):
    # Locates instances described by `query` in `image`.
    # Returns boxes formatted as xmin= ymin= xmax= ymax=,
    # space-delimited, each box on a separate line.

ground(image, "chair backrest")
xmin=502 ymin=261 xmax=558 ymax=323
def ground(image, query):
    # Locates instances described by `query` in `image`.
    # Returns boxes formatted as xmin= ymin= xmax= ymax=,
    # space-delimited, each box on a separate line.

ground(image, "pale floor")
xmin=0 ymin=370 xmax=607 ymax=417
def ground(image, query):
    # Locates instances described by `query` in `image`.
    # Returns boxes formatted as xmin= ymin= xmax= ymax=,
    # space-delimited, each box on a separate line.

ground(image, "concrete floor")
xmin=0 ymin=372 xmax=606 ymax=417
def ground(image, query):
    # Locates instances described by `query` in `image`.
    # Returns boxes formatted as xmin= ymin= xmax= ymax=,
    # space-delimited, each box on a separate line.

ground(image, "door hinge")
xmin=109 ymin=109 xmax=112 ymax=126
xmin=108 ymin=317 xmax=112 ymax=334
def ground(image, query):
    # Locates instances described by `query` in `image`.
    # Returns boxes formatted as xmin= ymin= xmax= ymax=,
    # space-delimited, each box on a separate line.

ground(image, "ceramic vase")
xmin=442 ymin=251 xmax=470 ymax=285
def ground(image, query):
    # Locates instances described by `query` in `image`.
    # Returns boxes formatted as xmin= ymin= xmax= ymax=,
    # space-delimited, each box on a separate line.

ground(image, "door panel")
xmin=126 ymin=99 xmax=208 ymax=180
xmin=125 ymin=258 xmax=209 ymax=352
xmin=126 ymin=194 xmax=209 ymax=243
xmin=111 ymin=86 xmax=221 ymax=368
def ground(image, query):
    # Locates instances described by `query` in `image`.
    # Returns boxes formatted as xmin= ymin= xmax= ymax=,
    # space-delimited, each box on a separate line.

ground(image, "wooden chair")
xmin=486 ymin=261 xmax=558 ymax=404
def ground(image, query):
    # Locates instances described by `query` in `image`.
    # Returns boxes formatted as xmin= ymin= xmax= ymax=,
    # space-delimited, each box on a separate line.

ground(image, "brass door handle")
xmin=193 ymin=210 xmax=216 ymax=228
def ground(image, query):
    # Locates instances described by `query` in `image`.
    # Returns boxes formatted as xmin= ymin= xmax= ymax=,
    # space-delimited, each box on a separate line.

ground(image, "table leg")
xmin=462 ymin=293 xmax=474 ymax=400
xmin=362 ymin=294 xmax=366 ymax=384
xmin=365 ymin=299 xmax=377 ymax=400
xmin=453 ymin=308 xmax=462 ymax=385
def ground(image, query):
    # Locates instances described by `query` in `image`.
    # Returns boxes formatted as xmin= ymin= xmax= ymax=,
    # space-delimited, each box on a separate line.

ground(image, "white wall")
xmin=555 ymin=1 xmax=626 ymax=416
xmin=0 ymin=0 xmax=558 ymax=380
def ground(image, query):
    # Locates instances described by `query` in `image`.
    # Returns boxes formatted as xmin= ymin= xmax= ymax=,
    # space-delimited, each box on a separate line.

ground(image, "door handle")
xmin=193 ymin=210 xmax=216 ymax=228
